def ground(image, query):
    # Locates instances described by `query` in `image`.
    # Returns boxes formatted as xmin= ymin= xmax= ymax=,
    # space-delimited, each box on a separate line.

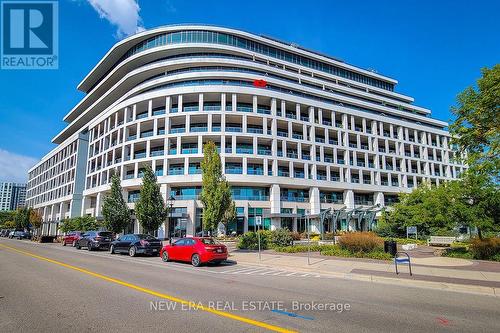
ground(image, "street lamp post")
xmin=167 ymin=195 xmax=175 ymax=244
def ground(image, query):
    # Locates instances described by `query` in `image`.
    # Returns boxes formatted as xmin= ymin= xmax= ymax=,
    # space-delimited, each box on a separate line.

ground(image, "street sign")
xmin=255 ymin=216 xmax=262 ymax=226
xmin=407 ymin=226 xmax=417 ymax=240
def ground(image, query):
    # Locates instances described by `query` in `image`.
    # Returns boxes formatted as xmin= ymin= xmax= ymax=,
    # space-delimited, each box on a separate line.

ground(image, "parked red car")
xmin=62 ymin=231 xmax=83 ymax=247
xmin=160 ymin=237 xmax=227 ymax=267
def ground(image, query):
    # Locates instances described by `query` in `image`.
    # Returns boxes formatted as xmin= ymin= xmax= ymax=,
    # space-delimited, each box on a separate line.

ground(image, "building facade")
xmin=0 ymin=182 xmax=27 ymax=211
xmin=26 ymin=25 xmax=465 ymax=237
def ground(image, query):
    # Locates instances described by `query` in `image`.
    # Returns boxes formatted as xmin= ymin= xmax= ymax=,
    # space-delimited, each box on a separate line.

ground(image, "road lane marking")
xmin=271 ymin=310 xmax=315 ymax=321
xmin=0 ymin=243 xmax=296 ymax=333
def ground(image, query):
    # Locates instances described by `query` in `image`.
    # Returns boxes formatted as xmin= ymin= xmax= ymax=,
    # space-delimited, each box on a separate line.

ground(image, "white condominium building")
xmin=26 ymin=25 xmax=465 ymax=238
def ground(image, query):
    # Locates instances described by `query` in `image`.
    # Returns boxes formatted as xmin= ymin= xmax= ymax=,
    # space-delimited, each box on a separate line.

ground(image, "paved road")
xmin=1 ymin=238 xmax=499 ymax=333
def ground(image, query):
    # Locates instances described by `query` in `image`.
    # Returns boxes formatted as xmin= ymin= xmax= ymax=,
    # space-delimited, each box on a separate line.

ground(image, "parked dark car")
xmin=9 ymin=230 xmax=31 ymax=239
xmin=62 ymin=231 xmax=83 ymax=247
xmin=75 ymin=231 xmax=113 ymax=251
xmin=110 ymin=234 xmax=162 ymax=257
xmin=0 ymin=229 xmax=12 ymax=237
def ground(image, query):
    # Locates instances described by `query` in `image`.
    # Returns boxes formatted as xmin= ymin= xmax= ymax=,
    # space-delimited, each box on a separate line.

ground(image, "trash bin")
xmin=384 ymin=240 xmax=397 ymax=257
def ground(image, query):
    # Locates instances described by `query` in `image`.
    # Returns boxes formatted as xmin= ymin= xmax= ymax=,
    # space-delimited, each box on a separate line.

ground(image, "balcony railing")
xmin=170 ymin=127 xmax=185 ymax=134
xmin=248 ymin=169 xmax=264 ymax=175
xmin=236 ymin=147 xmax=253 ymax=154
xmin=150 ymin=150 xmax=164 ymax=157
xmin=257 ymin=149 xmax=271 ymax=156
xmin=181 ymin=148 xmax=198 ymax=154
xmin=247 ymin=128 xmax=263 ymax=134
xmin=226 ymin=168 xmax=243 ymax=174
xmin=190 ymin=126 xmax=208 ymax=132
xmin=140 ymin=131 xmax=154 ymax=138
xmin=169 ymin=169 xmax=184 ymax=175
xmin=226 ymin=126 xmax=242 ymax=132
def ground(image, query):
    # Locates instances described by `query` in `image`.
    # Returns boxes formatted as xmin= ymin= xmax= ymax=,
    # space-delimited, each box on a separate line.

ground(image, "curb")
xmin=232 ymin=256 xmax=499 ymax=297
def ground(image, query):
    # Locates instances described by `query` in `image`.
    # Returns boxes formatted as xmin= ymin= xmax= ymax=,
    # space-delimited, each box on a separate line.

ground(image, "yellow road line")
xmin=0 ymin=243 xmax=296 ymax=333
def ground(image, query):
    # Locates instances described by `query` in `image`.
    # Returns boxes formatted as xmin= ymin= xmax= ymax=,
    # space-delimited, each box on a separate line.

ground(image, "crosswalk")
xmin=211 ymin=265 xmax=322 ymax=278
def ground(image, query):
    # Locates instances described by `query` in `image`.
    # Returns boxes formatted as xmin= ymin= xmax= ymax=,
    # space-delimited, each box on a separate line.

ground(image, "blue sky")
xmin=0 ymin=0 xmax=499 ymax=182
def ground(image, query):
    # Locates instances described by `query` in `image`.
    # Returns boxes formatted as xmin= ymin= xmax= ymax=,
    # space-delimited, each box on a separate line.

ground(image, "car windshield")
xmin=137 ymin=234 xmax=156 ymax=240
xmin=200 ymin=238 xmax=217 ymax=245
xmin=98 ymin=232 xmax=112 ymax=237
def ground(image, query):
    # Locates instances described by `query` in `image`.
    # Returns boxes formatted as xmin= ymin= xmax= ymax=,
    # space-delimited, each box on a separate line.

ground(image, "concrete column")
xmin=231 ymin=94 xmax=237 ymax=112
xmin=343 ymin=189 xmax=354 ymax=209
xmin=166 ymin=96 xmax=171 ymax=113
xmin=310 ymin=187 xmax=320 ymax=215
xmin=375 ymin=192 xmax=385 ymax=207
xmin=270 ymin=184 xmax=280 ymax=214
xmin=95 ymin=192 xmax=103 ymax=217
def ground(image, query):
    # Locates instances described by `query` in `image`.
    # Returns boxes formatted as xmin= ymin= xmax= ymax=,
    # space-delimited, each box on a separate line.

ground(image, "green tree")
xmin=135 ymin=166 xmax=167 ymax=234
xmin=222 ymin=201 xmax=237 ymax=227
xmin=3 ymin=220 xmax=16 ymax=229
xmin=200 ymin=141 xmax=233 ymax=234
xmin=29 ymin=209 xmax=43 ymax=234
xmin=447 ymin=171 xmax=500 ymax=239
xmin=450 ymin=65 xmax=500 ymax=179
xmin=0 ymin=211 xmax=16 ymax=226
xmin=14 ymin=207 xmax=30 ymax=230
xmin=102 ymin=173 xmax=131 ymax=234
xmin=378 ymin=174 xmax=499 ymax=239
xmin=59 ymin=216 xmax=102 ymax=233
xmin=378 ymin=182 xmax=456 ymax=237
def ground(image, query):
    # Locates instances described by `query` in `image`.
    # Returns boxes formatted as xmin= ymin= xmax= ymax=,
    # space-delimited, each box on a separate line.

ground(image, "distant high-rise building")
xmin=0 ymin=182 xmax=27 ymax=211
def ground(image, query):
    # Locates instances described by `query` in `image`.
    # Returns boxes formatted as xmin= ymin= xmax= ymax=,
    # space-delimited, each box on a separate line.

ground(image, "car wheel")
xmin=76 ymin=242 xmax=81 ymax=250
xmin=72 ymin=240 xmax=76 ymax=247
xmin=129 ymin=246 xmax=136 ymax=257
xmin=191 ymin=254 xmax=201 ymax=267
xmin=110 ymin=245 xmax=115 ymax=254
xmin=87 ymin=243 xmax=93 ymax=251
xmin=161 ymin=251 xmax=169 ymax=262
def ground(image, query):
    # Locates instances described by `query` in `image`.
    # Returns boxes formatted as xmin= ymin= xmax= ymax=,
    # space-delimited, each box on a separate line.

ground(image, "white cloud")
xmin=86 ymin=0 xmax=144 ymax=38
xmin=0 ymin=149 xmax=38 ymax=183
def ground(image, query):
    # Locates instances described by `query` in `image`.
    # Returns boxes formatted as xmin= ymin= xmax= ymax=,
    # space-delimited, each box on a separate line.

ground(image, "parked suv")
xmin=76 ymin=231 xmax=113 ymax=251
xmin=62 ymin=231 xmax=83 ymax=247
xmin=110 ymin=234 xmax=162 ymax=257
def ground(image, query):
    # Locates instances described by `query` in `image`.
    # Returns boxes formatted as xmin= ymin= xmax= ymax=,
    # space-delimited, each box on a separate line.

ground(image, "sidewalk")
xmin=229 ymin=250 xmax=500 ymax=297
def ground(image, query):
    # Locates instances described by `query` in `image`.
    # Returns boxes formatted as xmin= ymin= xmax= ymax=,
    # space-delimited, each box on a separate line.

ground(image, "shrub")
xmin=323 ymin=232 xmax=335 ymax=240
xmin=470 ymin=238 xmax=500 ymax=260
xmin=290 ymin=231 xmax=301 ymax=241
xmin=320 ymin=246 xmax=392 ymax=260
xmin=274 ymin=244 xmax=336 ymax=253
xmin=271 ymin=228 xmax=293 ymax=247
xmin=338 ymin=232 xmax=384 ymax=253
xmin=237 ymin=231 xmax=268 ymax=250
xmin=443 ymin=246 xmax=473 ymax=259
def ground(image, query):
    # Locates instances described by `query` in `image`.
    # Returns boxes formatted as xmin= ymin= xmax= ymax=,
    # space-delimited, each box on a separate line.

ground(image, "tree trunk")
xmin=477 ymin=227 xmax=483 ymax=240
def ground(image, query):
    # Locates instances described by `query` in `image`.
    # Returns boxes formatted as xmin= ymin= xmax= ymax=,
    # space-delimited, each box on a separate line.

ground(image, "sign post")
xmin=407 ymin=226 xmax=417 ymax=240
xmin=256 ymin=216 xmax=262 ymax=261
xmin=304 ymin=211 xmax=311 ymax=266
